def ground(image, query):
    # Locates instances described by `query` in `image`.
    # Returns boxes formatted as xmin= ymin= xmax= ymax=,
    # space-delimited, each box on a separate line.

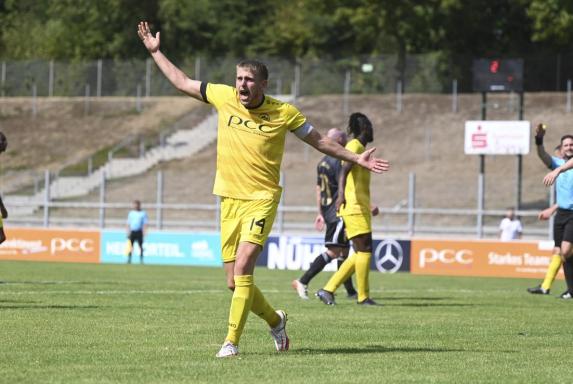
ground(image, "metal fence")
xmin=3 ymin=52 xmax=573 ymax=98
xmin=4 ymin=170 xmax=554 ymax=240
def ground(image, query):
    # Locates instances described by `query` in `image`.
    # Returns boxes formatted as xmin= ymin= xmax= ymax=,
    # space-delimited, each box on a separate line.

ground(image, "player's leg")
xmin=224 ymin=241 xmax=259 ymax=348
xmin=297 ymin=220 xmax=343 ymax=286
xmin=351 ymin=232 xmax=374 ymax=304
xmin=0 ymin=217 xmax=5 ymax=244
xmin=536 ymin=246 xmax=561 ymax=293
xmin=338 ymin=247 xmax=357 ymax=297
xmin=216 ymin=198 xmax=243 ymax=357
xmin=294 ymin=221 xmax=343 ymax=298
xmin=237 ymin=199 xmax=287 ymax=350
xmin=529 ymin=215 xmax=565 ymax=295
xmin=136 ymin=232 xmax=144 ymax=264
xmin=220 ymin=198 xmax=287 ymax=355
xmin=559 ymin=242 xmax=573 ymax=298
xmin=318 ymin=216 xmax=359 ymax=305
xmin=127 ymin=231 xmax=135 ymax=264
xmin=558 ymin=215 xmax=573 ymax=299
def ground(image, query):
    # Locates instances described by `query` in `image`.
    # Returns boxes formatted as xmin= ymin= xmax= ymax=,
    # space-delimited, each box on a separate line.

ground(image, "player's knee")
xmin=325 ymin=249 xmax=338 ymax=259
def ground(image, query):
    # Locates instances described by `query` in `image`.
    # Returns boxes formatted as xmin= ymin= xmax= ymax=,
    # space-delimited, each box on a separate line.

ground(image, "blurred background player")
xmin=527 ymin=204 xmax=560 ymax=294
xmin=499 ymin=207 xmax=522 ymax=241
xmin=138 ymin=22 xmax=390 ymax=357
xmin=126 ymin=200 xmax=148 ymax=264
xmin=531 ymin=123 xmax=573 ymax=299
xmin=0 ymin=132 xmax=7 ymax=244
xmin=527 ymin=139 xmax=563 ymax=294
xmin=316 ymin=113 xmax=381 ymax=306
xmin=291 ymin=128 xmax=357 ymax=300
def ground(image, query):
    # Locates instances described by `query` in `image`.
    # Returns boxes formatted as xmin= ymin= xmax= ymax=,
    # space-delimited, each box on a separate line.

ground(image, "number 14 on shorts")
xmin=250 ymin=218 xmax=266 ymax=234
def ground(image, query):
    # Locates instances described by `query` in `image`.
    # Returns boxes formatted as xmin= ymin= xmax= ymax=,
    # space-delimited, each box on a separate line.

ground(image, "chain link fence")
xmin=2 ymin=52 xmax=573 ymax=98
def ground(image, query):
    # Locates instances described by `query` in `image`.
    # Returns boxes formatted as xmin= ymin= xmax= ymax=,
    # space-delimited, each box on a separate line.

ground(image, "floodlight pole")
xmin=480 ymin=92 xmax=486 ymax=175
xmin=516 ymin=92 xmax=524 ymax=210
xmin=478 ymin=92 xmax=486 ymax=238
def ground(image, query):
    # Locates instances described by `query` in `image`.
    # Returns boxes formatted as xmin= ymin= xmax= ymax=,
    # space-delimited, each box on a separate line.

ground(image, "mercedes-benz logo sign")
xmin=374 ymin=239 xmax=403 ymax=273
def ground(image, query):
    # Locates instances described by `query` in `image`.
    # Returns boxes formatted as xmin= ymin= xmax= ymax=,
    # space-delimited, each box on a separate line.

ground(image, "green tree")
xmin=528 ymin=0 xmax=573 ymax=48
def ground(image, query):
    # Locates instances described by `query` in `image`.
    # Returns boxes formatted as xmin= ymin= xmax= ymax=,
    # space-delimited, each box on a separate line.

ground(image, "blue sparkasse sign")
xmin=100 ymin=230 xmax=222 ymax=266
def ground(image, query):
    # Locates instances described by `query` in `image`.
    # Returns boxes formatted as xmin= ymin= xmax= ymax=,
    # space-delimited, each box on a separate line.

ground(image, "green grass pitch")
xmin=1 ymin=260 xmax=571 ymax=383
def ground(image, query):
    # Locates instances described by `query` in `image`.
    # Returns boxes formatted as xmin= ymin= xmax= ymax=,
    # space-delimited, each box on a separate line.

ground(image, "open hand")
xmin=137 ymin=21 xmax=160 ymax=53
xmin=357 ymin=147 xmax=389 ymax=174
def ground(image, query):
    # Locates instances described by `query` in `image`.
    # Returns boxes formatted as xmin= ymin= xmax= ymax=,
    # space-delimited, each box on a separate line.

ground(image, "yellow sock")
xmin=541 ymin=255 xmax=562 ymax=291
xmin=355 ymin=251 xmax=371 ymax=302
xmin=251 ymin=284 xmax=280 ymax=328
xmin=225 ymin=275 xmax=254 ymax=346
xmin=324 ymin=253 xmax=356 ymax=293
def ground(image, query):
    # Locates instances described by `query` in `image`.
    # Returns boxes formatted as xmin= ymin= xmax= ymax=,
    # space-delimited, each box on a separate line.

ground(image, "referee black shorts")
xmin=553 ymin=208 xmax=573 ymax=247
xmin=129 ymin=230 xmax=144 ymax=245
xmin=324 ymin=217 xmax=349 ymax=248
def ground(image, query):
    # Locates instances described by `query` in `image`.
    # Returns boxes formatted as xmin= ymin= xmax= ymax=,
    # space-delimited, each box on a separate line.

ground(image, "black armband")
xmin=535 ymin=136 xmax=543 ymax=146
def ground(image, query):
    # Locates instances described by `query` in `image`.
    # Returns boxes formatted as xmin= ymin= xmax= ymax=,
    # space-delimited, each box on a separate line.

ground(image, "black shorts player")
xmin=324 ymin=217 xmax=349 ymax=249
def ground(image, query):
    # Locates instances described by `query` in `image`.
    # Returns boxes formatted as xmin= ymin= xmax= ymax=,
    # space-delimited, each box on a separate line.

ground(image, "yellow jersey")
xmin=339 ymin=139 xmax=371 ymax=216
xmin=203 ymin=83 xmax=306 ymax=201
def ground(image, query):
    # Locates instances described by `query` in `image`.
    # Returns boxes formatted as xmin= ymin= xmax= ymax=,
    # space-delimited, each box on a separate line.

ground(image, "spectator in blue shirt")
xmin=127 ymin=200 xmax=148 ymax=264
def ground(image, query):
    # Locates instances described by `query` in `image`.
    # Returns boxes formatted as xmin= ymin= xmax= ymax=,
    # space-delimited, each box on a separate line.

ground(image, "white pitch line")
xmin=0 ymin=288 xmax=484 ymax=295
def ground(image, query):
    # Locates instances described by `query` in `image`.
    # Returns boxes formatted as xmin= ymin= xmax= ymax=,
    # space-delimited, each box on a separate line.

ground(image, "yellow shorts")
xmin=0 ymin=216 xmax=3 ymax=228
xmin=341 ymin=213 xmax=371 ymax=239
xmin=220 ymin=197 xmax=278 ymax=263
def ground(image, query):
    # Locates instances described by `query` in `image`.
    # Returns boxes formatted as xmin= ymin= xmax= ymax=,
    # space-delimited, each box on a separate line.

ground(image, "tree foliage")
xmin=0 ymin=0 xmax=572 ymax=61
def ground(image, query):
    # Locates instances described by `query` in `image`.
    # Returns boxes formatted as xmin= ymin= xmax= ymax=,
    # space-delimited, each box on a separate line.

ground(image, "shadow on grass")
xmin=0 ymin=304 xmax=100 ymax=310
xmin=294 ymin=345 xmax=466 ymax=355
xmin=0 ymin=299 xmax=38 ymax=304
xmin=382 ymin=297 xmax=454 ymax=301
xmin=0 ymin=280 xmax=116 ymax=285
xmin=385 ymin=303 xmax=476 ymax=308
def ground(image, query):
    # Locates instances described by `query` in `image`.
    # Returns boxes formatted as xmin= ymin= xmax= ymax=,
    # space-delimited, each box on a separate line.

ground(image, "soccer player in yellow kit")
xmin=317 ymin=113 xmax=379 ymax=305
xmin=138 ymin=22 xmax=390 ymax=357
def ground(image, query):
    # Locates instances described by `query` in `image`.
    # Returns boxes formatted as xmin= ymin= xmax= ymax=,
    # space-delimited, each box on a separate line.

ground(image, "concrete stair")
xmin=4 ymin=93 xmax=294 ymax=217
xmin=5 ymin=112 xmax=218 ymax=215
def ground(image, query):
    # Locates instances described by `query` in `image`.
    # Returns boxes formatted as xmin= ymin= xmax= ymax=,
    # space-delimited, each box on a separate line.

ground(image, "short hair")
xmin=561 ymin=134 xmax=573 ymax=143
xmin=237 ymin=60 xmax=269 ymax=80
xmin=348 ymin=112 xmax=372 ymax=138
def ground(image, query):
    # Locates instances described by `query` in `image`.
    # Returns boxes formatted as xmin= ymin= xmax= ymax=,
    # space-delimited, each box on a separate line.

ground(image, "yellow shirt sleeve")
xmin=205 ymin=83 xmax=235 ymax=109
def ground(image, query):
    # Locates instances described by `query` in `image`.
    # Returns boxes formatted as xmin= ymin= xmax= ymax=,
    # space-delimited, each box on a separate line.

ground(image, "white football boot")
xmin=215 ymin=341 xmax=239 ymax=358
xmin=269 ymin=310 xmax=289 ymax=351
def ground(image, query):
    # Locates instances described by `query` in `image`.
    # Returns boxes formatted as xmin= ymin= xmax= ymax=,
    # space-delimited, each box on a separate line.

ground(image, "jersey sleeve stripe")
xmin=200 ymin=82 xmax=209 ymax=103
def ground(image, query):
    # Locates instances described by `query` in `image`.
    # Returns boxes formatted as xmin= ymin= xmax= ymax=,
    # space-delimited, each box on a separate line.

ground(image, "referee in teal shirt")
xmin=127 ymin=200 xmax=148 ymax=264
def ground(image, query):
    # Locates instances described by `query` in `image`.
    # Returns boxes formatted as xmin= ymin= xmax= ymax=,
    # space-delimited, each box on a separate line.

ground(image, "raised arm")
xmin=534 ymin=123 xmax=552 ymax=169
xmin=302 ymin=129 xmax=389 ymax=173
xmin=137 ymin=21 xmax=202 ymax=100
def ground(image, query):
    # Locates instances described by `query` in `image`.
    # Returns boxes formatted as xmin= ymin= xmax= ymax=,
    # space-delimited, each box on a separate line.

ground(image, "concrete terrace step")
xmin=5 ymin=93 xmax=294 ymax=216
xmin=6 ymin=113 xmax=218 ymax=216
